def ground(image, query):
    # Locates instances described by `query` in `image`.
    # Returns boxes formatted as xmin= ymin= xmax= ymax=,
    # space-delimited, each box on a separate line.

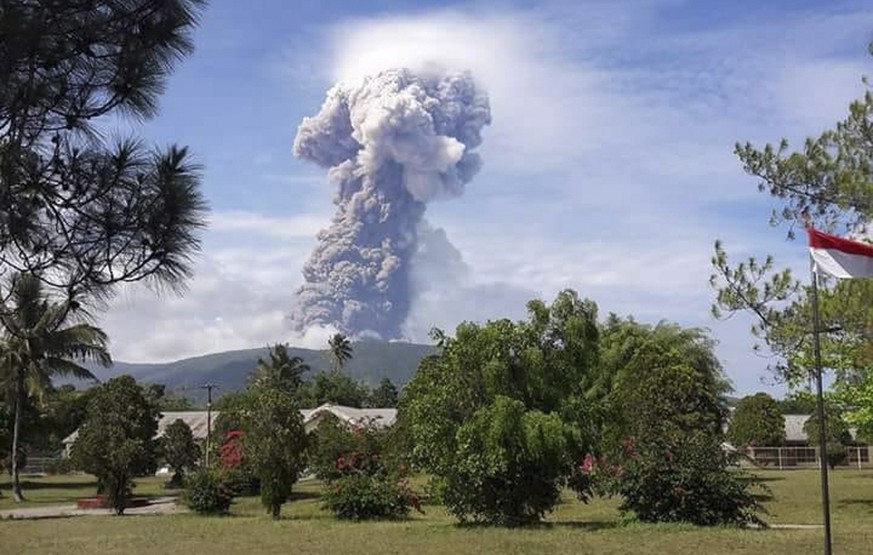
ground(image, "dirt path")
xmin=0 ymin=496 xmax=184 ymax=520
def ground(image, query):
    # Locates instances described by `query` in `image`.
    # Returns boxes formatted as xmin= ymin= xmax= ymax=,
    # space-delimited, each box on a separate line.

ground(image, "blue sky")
xmin=102 ymin=0 xmax=873 ymax=396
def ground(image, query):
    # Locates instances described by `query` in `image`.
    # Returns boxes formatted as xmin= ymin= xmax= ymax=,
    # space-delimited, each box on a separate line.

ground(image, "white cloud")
xmin=209 ymin=210 xmax=328 ymax=240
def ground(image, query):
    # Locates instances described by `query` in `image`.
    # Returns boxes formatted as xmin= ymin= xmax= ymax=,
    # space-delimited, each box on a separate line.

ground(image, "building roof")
xmin=62 ymin=404 xmax=398 ymax=446
xmin=784 ymin=414 xmax=811 ymax=443
xmin=305 ymin=404 xmax=397 ymax=429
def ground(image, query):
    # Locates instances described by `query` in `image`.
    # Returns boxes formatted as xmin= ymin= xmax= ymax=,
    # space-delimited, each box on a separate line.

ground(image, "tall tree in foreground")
xmin=0 ymin=273 xmax=111 ymax=502
xmin=403 ymin=290 xmax=601 ymax=525
xmin=0 ymin=0 xmax=209 ymax=304
xmin=710 ymin=43 xmax=873 ymax=432
xmin=328 ymin=334 xmax=353 ymax=372
xmin=596 ymin=318 xmax=764 ymax=526
xmin=71 ymin=376 xmax=160 ymax=515
xmin=240 ymin=386 xmax=308 ymax=519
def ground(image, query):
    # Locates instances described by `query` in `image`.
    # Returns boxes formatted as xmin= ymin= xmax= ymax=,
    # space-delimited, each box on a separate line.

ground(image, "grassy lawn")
xmin=0 ymin=470 xmax=871 ymax=555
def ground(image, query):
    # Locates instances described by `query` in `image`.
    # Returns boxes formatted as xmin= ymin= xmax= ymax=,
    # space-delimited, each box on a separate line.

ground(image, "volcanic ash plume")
xmin=289 ymin=68 xmax=491 ymax=338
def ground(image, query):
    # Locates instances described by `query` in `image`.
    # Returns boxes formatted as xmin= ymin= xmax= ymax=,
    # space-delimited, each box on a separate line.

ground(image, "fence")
xmin=20 ymin=456 xmax=64 ymax=475
xmin=743 ymin=445 xmax=872 ymax=470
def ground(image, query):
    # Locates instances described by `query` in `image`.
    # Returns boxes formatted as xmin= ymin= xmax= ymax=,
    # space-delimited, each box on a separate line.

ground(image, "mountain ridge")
xmin=82 ymin=341 xmax=437 ymax=402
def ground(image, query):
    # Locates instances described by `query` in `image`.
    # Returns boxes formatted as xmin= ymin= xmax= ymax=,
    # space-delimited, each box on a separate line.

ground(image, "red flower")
xmin=219 ymin=429 xmax=244 ymax=469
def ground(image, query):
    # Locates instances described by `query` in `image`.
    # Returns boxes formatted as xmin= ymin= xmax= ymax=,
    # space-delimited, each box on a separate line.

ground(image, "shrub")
xmin=182 ymin=469 xmax=233 ymax=515
xmin=310 ymin=414 xmax=384 ymax=481
xmin=322 ymin=471 xmax=422 ymax=520
xmin=593 ymin=433 xmax=766 ymax=526
xmin=437 ymin=397 xmax=576 ymax=526
xmin=316 ymin=416 xmax=423 ymax=520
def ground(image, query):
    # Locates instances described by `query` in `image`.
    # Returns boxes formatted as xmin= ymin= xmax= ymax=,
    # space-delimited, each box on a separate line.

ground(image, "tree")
xmin=0 ymin=0 xmax=209 ymax=305
xmin=239 ymin=386 xmax=308 ymax=519
xmin=727 ymin=393 xmax=786 ymax=448
xmin=70 ymin=376 xmax=160 ymax=515
xmin=369 ymin=378 xmax=398 ymax=408
xmin=803 ymin=407 xmax=853 ymax=469
xmin=710 ymin=44 xmax=873 ymax=432
xmin=296 ymin=370 xmax=369 ymax=408
xmin=161 ymin=419 xmax=200 ymax=487
xmin=248 ymin=344 xmax=309 ymax=393
xmin=0 ymin=273 xmax=110 ymax=502
xmin=777 ymin=390 xmax=819 ymax=414
xmin=600 ymin=318 xmax=731 ymax=445
xmin=595 ymin=318 xmax=764 ymax=526
xmin=403 ymin=290 xmax=600 ymax=525
xmin=328 ymin=333 xmax=353 ymax=372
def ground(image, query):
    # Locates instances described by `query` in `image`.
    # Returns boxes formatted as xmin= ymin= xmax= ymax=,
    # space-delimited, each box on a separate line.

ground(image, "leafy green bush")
xmin=438 ymin=397 xmax=576 ymax=526
xmin=222 ymin=466 xmax=260 ymax=496
xmin=182 ymin=469 xmax=233 ymax=515
xmin=594 ymin=433 xmax=766 ymax=526
xmin=322 ymin=472 xmax=421 ymax=520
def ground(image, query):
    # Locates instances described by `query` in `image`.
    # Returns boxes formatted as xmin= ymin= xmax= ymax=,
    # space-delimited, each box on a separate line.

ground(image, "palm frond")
xmin=43 ymin=358 xmax=99 ymax=382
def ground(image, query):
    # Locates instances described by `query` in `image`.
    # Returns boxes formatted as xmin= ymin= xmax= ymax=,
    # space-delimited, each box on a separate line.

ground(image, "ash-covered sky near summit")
xmin=97 ymin=0 xmax=873 ymax=395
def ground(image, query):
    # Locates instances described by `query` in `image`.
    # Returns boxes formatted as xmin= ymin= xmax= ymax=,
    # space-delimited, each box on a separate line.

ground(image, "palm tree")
xmin=249 ymin=343 xmax=310 ymax=393
xmin=328 ymin=333 xmax=353 ymax=373
xmin=0 ymin=273 xmax=111 ymax=502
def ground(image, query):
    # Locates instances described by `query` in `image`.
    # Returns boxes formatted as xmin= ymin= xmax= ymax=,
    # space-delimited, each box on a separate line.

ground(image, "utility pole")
xmin=809 ymin=265 xmax=833 ymax=555
xmin=201 ymin=383 xmax=219 ymax=468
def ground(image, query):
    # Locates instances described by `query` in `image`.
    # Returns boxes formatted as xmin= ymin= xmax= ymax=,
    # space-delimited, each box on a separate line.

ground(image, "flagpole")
xmin=809 ymin=260 xmax=833 ymax=555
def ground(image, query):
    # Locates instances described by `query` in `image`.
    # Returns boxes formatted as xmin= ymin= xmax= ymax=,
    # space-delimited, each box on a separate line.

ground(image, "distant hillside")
xmin=83 ymin=341 xmax=436 ymax=403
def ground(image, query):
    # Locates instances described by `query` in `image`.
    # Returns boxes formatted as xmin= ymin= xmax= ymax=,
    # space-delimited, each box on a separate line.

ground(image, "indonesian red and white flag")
xmin=808 ymin=227 xmax=873 ymax=279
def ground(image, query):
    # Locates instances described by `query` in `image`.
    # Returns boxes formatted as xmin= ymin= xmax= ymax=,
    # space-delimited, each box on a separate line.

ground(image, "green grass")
xmin=1 ymin=470 xmax=872 ymax=555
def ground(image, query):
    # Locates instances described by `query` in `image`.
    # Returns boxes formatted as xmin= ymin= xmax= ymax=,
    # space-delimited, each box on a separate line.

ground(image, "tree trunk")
xmin=113 ymin=475 xmax=127 ymax=516
xmin=11 ymin=373 xmax=25 ymax=503
xmin=271 ymin=503 xmax=281 ymax=519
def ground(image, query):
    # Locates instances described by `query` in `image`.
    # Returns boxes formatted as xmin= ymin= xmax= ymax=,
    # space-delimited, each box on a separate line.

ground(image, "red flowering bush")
xmin=592 ymin=434 xmax=767 ymax=526
xmin=314 ymin=417 xmax=422 ymax=520
xmin=311 ymin=415 xmax=385 ymax=480
xmin=182 ymin=469 xmax=234 ymax=515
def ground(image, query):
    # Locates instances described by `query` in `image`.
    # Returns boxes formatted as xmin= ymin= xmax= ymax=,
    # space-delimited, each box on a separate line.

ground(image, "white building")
xmin=62 ymin=403 xmax=397 ymax=457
